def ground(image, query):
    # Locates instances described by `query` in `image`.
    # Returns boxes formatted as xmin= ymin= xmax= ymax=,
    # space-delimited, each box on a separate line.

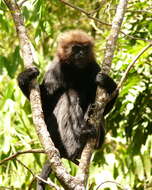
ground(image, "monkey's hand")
xmin=81 ymin=124 xmax=97 ymax=139
xmin=96 ymin=73 xmax=117 ymax=94
xmin=18 ymin=67 xmax=40 ymax=84
xmin=17 ymin=67 xmax=40 ymax=98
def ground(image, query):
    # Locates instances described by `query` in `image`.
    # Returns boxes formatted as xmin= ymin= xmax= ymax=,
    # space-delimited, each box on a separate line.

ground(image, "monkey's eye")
xmin=72 ymin=44 xmax=90 ymax=54
xmin=82 ymin=45 xmax=90 ymax=52
xmin=72 ymin=45 xmax=82 ymax=53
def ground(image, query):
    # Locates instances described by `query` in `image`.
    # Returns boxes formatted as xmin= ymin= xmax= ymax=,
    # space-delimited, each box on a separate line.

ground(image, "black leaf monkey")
xmin=17 ymin=30 xmax=117 ymax=187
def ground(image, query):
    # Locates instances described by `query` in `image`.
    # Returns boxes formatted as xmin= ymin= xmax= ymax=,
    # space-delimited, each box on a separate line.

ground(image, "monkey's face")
xmin=57 ymin=30 xmax=95 ymax=67
xmin=72 ymin=44 xmax=90 ymax=59
xmin=67 ymin=43 xmax=94 ymax=68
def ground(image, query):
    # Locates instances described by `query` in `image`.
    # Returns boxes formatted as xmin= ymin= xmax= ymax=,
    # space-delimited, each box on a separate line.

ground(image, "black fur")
xmin=17 ymin=55 xmax=117 ymax=163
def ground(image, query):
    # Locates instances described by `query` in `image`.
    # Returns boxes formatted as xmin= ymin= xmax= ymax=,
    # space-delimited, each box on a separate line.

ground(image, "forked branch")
xmin=77 ymin=0 xmax=128 ymax=183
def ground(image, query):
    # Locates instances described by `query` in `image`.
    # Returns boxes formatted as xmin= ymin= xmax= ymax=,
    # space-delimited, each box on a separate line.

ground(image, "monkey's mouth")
xmin=74 ymin=60 xmax=88 ymax=68
xmin=74 ymin=56 xmax=84 ymax=61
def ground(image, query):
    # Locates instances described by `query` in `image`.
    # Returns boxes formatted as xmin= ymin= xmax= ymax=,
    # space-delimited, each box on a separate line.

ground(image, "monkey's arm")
xmin=17 ymin=61 xmax=63 ymax=99
xmin=96 ymin=73 xmax=118 ymax=115
xmin=41 ymin=62 xmax=63 ymax=96
xmin=94 ymin=73 xmax=118 ymax=149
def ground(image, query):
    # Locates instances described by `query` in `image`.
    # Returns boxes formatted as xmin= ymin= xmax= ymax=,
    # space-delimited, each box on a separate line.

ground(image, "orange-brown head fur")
xmin=57 ymin=30 xmax=95 ymax=62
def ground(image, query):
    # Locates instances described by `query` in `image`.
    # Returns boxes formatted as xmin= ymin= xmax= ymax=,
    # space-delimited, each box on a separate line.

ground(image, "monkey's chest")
xmin=53 ymin=87 xmax=94 ymax=118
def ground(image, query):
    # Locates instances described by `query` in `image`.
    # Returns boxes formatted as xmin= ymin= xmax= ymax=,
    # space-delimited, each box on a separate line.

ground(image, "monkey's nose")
xmin=79 ymin=51 xmax=84 ymax=58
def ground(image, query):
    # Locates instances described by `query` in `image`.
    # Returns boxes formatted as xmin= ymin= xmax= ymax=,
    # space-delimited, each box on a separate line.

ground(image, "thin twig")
xmin=110 ymin=7 xmax=152 ymax=14
xmin=36 ymin=175 xmax=61 ymax=190
xmin=117 ymin=42 xmax=152 ymax=89
xmin=16 ymin=158 xmax=35 ymax=176
xmin=126 ymin=9 xmax=152 ymax=14
xmin=120 ymin=31 xmax=152 ymax=42
xmin=89 ymin=0 xmax=106 ymax=15
xmin=0 ymin=149 xmax=45 ymax=165
xmin=59 ymin=0 xmax=111 ymax=27
xmin=18 ymin=0 xmax=28 ymax=7
xmin=59 ymin=0 xmax=150 ymax=42
xmin=107 ymin=42 xmax=152 ymax=101
xmin=16 ymin=158 xmax=61 ymax=190
xmin=96 ymin=180 xmax=125 ymax=190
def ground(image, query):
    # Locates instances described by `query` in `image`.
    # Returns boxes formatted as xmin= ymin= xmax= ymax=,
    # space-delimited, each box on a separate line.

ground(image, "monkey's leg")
xmin=95 ymin=115 xmax=105 ymax=149
xmin=37 ymin=160 xmax=51 ymax=190
xmin=37 ymin=159 xmax=79 ymax=190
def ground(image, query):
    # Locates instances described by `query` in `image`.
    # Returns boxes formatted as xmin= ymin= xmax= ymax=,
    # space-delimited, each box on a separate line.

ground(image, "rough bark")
xmin=4 ymin=0 xmax=128 ymax=189
xmin=77 ymin=0 xmax=128 ymax=183
xmin=4 ymin=0 xmax=83 ymax=189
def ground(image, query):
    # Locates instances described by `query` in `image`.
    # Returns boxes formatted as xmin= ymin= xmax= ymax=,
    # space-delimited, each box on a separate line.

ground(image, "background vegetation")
xmin=0 ymin=0 xmax=151 ymax=189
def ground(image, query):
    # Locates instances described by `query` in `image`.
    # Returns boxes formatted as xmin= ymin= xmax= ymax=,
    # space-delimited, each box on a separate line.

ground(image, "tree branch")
xmin=5 ymin=0 xmax=145 ymax=189
xmin=102 ymin=0 xmax=127 ymax=72
xmin=96 ymin=180 xmax=125 ymax=190
xmin=59 ymin=0 xmax=149 ymax=42
xmin=117 ymin=42 xmax=152 ymax=89
xmin=76 ymin=138 xmax=95 ymax=185
xmin=0 ymin=149 xmax=45 ymax=165
xmin=16 ymin=158 xmax=61 ymax=190
xmin=105 ymin=42 xmax=152 ymax=104
xmin=77 ymin=0 xmax=128 ymax=182
xmin=120 ymin=31 xmax=151 ymax=42
xmin=59 ymin=0 xmax=111 ymax=27
xmin=4 ymin=0 xmax=84 ymax=189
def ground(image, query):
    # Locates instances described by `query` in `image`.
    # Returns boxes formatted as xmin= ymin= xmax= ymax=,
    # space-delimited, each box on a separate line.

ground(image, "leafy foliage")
xmin=0 ymin=0 xmax=151 ymax=189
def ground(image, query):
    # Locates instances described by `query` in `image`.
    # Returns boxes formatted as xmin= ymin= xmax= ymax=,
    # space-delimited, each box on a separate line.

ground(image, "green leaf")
xmin=133 ymin=156 xmax=144 ymax=181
